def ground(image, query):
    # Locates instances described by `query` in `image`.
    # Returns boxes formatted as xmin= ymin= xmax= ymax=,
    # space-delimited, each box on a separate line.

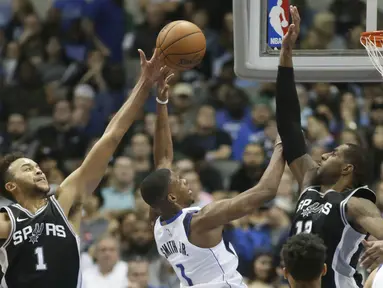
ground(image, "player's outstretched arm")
xmin=276 ymin=6 xmax=317 ymax=189
xmin=191 ymin=140 xmax=284 ymax=232
xmin=153 ymin=68 xmax=174 ymax=169
xmin=347 ymin=197 xmax=383 ymax=240
xmin=58 ymin=49 xmax=165 ymax=222
xmin=149 ymin=68 xmax=174 ymax=227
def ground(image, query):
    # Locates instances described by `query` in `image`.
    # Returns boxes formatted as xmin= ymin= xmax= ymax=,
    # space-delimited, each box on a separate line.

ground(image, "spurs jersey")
xmin=290 ymin=186 xmax=376 ymax=288
xmin=372 ymin=264 xmax=383 ymax=288
xmin=154 ymin=207 xmax=246 ymax=288
xmin=0 ymin=195 xmax=82 ymax=288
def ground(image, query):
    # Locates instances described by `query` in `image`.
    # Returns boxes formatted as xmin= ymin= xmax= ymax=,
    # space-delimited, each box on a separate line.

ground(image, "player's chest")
xmin=295 ymin=197 xmax=335 ymax=221
xmin=12 ymin=218 xmax=69 ymax=247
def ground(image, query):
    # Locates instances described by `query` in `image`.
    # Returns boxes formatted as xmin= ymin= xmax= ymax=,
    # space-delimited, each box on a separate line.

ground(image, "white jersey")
xmin=372 ymin=264 xmax=383 ymax=288
xmin=154 ymin=207 xmax=246 ymax=288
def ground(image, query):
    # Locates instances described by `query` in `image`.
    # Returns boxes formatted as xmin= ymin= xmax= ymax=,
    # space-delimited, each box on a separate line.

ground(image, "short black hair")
xmin=343 ymin=143 xmax=367 ymax=187
xmin=140 ymin=168 xmax=171 ymax=207
xmin=282 ymin=233 xmax=326 ymax=282
xmin=0 ymin=152 xmax=24 ymax=201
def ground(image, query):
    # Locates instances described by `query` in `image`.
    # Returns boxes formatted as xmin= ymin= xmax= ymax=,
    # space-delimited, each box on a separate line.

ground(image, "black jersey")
xmin=290 ymin=185 xmax=376 ymax=288
xmin=0 ymin=195 xmax=82 ymax=288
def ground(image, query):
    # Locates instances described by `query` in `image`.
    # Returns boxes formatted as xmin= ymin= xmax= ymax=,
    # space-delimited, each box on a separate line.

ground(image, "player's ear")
xmin=322 ymin=263 xmax=327 ymax=276
xmin=167 ymin=193 xmax=177 ymax=203
xmin=5 ymin=181 xmax=16 ymax=193
xmin=283 ymin=267 xmax=288 ymax=279
xmin=341 ymin=163 xmax=354 ymax=176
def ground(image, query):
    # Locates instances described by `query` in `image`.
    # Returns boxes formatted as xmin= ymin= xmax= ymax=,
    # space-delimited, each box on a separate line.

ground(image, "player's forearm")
xmin=105 ymin=76 xmax=152 ymax=139
xmin=276 ymin=63 xmax=306 ymax=164
xmin=239 ymin=144 xmax=285 ymax=211
xmin=255 ymin=144 xmax=285 ymax=198
xmin=154 ymin=102 xmax=173 ymax=168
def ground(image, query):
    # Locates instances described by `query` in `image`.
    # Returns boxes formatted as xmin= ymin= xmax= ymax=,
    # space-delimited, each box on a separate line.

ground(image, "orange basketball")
xmin=156 ymin=20 xmax=206 ymax=71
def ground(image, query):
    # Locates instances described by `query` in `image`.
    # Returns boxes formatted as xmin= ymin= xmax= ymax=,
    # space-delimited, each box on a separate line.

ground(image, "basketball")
xmin=156 ymin=20 xmax=206 ymax=71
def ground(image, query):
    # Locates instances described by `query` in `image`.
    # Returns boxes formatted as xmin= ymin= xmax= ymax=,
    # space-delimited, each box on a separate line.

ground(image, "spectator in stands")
xmin=248 ymin=251 xmax=278 ymax=287
xmin=34 ymin=99 xmax=88 ymax=170
xmin=232 ymin=100 xmax=272 ymax=160
xmin=129 ymin=133 xmax=153 ymax=183
xmin=82 ymin=236 xmax=128 ymax=288
xmin=182 ymin=105 xmax=232 ymax=161
xmin=0 ymin=113 xmax=36 ymax=157
xmin=1 ymin=58 xmax=51 ymax=120
xmin=5 ymin=0 xmax=35 ymax=41
xmin=124 ymin=219 xmax=156 ymax=260
xmin=119 ymin=211 xmax=138 ymax=258
xmin=230 ymin=143 xmax=266 ymax=192
xmin=307 ymin=113 xmax=335 ymax=150
xmin=128 ymin=257 xmax=163 ymax=288
xmin=170 ymin=82 xmax=196 ymax=132
xmin=101 ymin=156 xmax=136 ymax=212
xmin=2 ymin=41 xmax=20 ymax=85
xmin=81 ymin=194 xmax=111 ymax=252
xmin=370 ymin=125 xmax=383 ymax=182
xmin=37 ymin=36 xmax=69 ymax=83
xmin=216 ymin=87 xmax=251 ymax=141
xmin=181 ymin=170 xmax=213 ymax=207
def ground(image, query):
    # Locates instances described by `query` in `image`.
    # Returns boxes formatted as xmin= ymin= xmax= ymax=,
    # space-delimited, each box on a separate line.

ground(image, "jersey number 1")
xmin=35 ymin=247 xmax=47 ymax=271
xmin=295 ymin=220 xmax=312 ymax=234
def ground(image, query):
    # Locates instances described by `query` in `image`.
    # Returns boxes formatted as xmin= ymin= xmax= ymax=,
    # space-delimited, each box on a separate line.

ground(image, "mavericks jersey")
xmin=0 ymin=195 xmax=82 ymax=288
xmin=290 ymin=186 xmax=376 ymax=288
xmin=154 ymin=208 xmax=245 ymax=287
xmin=372 ymin=264 xmax=383 ymax=288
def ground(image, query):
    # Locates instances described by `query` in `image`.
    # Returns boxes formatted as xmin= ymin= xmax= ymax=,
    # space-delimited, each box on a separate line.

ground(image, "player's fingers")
xmin=362 ymin=239 xmax=372 ymax=248
xmin=287 ymin=24 xmax=295 ymax=35
xmin=165 ymin=73 xmax=175 ymax=84
xmin=138 ymin=49 xmax=147 ymax=66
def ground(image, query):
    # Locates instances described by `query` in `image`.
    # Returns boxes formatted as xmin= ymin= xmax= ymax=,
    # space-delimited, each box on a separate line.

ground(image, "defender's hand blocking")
xmin=282 ymin=6 xmax=301 ymax=50
xmin=157 ymin=67 xmax=174 ymax=102
xmin=138 ymin=48 xmax=165 ymax=83
xmin=360 ymin=240 xmax=383 ymax=271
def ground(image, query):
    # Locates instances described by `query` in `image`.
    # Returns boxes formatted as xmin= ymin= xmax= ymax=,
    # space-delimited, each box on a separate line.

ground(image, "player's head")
xmin=315 ymin=143 xmax=367 ymax=188
xmin=282 ymin=233 xmax=327 ymax=287
xmin=140 ymin=168 xmax=194 ymax=213
xmin=0 ymin=153 xmax=50 ymax=201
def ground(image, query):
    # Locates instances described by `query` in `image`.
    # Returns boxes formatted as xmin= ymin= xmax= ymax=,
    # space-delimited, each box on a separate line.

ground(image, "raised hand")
xmin=360 ymin=239 xmax=383 ymax=271
xmin=138 ymin=48 xmax=165 ymax=83
xmin=282 ymin=6 xmax=301 ymax=51
xmin=157 ymin=66 xmax=174 ymax=102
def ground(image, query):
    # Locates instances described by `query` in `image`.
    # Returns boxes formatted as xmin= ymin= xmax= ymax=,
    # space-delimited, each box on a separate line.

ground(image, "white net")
xmin=360 ymin=34 xmax=383 ymax=76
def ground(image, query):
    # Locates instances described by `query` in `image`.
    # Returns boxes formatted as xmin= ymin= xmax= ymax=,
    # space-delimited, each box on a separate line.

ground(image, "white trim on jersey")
xmin=0 ymin=206 xmax=16 ymax=288
xmin=332 ymin=186 xmax=374 ymax=288
xmin=12 ymin=202 xmax=49 ymax=218
xmin=49 ymin=196 xmax=83 ymax=288
xmin=372 ymin=265 xmax=383 ymax=288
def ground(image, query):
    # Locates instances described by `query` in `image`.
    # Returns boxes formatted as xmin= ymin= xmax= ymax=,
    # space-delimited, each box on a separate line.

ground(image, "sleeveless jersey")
xmin=154 ymin=207 xmax=246 ymax=288
xmin=290 ymin=185 xmax=376 ymax=288
xmin=372 ymin=264 xmax=383 ymax=288
xmin=0 ymin=195 xmax=82 ymax=288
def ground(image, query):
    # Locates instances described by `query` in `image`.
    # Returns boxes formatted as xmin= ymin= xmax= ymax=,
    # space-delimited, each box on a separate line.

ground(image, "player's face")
xmin=316 ymin=145 xmax=349 ymax=185
xmin=169 ymin=171 xmax=194 ymax=208
xmin=7 ymin=158 xmax=50 ymax=197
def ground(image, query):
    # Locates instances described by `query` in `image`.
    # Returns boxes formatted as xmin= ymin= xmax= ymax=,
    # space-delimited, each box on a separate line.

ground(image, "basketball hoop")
xmin=360 ymin=31 xmax=383 ymax=77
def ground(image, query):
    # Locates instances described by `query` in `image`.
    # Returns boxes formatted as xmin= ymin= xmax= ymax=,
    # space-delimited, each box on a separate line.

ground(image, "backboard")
xmin=233 ymin=0 xmax=383 ymax=82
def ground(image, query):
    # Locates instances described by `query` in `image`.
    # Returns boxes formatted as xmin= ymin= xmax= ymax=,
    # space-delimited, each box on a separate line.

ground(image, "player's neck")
xmin=321 ymin=179 xmax=350 ymax=194
xmin=16 ymin=195 xmax=48 ymax=214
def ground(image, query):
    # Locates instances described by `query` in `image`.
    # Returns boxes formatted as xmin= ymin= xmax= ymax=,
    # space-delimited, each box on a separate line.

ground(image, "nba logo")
xmin=267 ymin=0 xmax=289 ymax=48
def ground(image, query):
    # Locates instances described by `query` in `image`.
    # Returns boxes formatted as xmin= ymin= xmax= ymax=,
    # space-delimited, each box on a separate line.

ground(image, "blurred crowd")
xmin=0 ymin=0 xmax=382 ymax=287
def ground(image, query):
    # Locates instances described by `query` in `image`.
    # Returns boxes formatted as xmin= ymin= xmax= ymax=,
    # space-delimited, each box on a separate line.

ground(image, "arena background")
xmin=0 ymin=0 xmax=382 ymax=287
